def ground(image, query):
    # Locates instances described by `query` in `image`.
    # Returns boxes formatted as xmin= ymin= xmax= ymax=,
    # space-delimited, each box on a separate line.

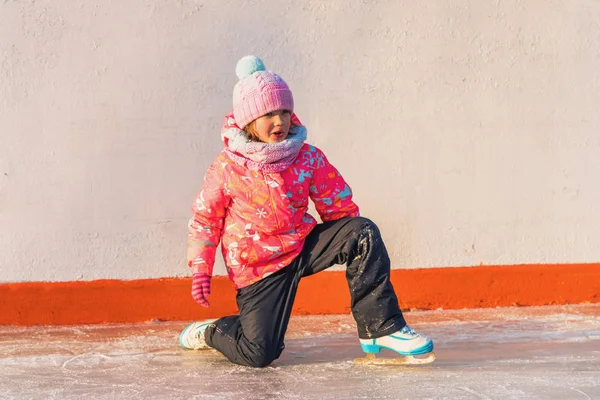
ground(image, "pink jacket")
xmin=187 ymin=114 xmax=359 ymax=289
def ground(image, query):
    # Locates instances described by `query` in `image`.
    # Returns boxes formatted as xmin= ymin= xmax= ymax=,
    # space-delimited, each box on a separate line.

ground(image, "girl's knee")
xmin=244 ymin=348 xmax=277 ymax=368
xmin=351 ymin=217 xmax=380 ymax=236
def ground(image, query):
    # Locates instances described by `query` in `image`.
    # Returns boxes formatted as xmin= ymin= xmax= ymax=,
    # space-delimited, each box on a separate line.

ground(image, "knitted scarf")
xmin=221 ymin=121 xmax=307 ymax=173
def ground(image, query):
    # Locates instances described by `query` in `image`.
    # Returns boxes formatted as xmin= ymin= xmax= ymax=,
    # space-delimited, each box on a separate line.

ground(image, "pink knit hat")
xmin=232 ymin=56 xmax=294 ymax=129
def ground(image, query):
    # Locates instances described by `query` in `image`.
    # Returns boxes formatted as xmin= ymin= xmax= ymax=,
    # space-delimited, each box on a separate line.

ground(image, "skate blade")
xmin=354 ymin=352 xmax=436 ymax=366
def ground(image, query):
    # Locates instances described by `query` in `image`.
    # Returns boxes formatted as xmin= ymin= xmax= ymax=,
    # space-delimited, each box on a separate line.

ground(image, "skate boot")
xmin=356 ymin=325 xmax=435 ymax=365
xmin=179 ymin=319 xmax=216 ymax=350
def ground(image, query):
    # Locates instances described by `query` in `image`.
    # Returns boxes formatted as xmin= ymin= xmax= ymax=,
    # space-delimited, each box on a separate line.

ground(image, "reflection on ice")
xmin=0 ymin=304 xmax=599 ymax=399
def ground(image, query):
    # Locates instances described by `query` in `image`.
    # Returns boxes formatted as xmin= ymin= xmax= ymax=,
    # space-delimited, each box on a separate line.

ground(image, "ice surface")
xmin=1 ymin=304 xmax=599 ymax=399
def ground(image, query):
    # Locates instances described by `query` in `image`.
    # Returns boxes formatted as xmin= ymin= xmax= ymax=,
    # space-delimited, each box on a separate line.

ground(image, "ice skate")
xmin=179 ymin=319 xmax=216 ymax=350
xmin=355 ymin=325 xmax=435 ymax=365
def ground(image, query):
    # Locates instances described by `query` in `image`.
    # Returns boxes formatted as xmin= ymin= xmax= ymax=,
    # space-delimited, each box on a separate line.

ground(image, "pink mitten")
xmin=191 ymin=273 xmax=211 ymax=307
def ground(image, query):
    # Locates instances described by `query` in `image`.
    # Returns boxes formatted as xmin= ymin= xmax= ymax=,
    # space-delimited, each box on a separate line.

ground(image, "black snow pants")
xmin=204 ymin=216 xmax=406 ymax=368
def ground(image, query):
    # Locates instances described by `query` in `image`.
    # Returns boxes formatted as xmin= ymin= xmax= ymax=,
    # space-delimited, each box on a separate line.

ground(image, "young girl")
xmin=179 ymin=56 xmax=434 ymax=367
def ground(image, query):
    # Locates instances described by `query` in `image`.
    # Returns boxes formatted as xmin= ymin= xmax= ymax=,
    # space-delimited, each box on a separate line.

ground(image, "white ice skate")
xmin=179 ymin=319 xmax=216 ymax=350
xmin=355 ymin=325 xmax=435 ymax=365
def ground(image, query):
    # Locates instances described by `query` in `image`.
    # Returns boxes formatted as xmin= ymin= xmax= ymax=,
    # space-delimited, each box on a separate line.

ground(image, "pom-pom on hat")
xmin=232 ymin=56 xmax=294 ymax=129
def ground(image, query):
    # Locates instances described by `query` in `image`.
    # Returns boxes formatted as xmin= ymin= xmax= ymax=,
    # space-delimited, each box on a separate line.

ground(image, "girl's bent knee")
xmin=244 ymin=351 xmax=276 ymax=368
xmin=351 ymin=217 xmax=380 ymax=236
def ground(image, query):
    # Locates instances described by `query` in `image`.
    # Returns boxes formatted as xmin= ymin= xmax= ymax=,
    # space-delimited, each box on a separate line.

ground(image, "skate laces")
xmin=195 ymin=324 xmax=206 ymax=340
xmin=399 ymin=325 xmax=418 ymax=337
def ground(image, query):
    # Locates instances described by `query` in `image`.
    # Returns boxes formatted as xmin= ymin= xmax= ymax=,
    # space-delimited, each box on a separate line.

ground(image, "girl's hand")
xmin=191 ymin=273 xmax=211 ymax=307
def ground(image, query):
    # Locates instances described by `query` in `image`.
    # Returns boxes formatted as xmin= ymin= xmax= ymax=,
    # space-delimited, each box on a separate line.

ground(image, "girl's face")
xmin=253 ymin=109 xmax=291 ymax=144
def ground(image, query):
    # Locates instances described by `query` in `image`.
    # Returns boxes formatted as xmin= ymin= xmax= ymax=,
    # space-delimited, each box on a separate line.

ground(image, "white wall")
xmin=1 ymin=0 xmax=599 ymax=283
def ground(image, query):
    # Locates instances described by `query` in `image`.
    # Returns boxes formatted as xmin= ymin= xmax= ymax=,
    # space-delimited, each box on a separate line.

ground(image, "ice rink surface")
xmin=1 ymin=304 xmax=599 ymax=399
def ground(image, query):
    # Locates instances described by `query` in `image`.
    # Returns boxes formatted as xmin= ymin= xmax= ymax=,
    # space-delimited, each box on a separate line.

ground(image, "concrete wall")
xmin=1 ymin=0 xmax=599 ymax=283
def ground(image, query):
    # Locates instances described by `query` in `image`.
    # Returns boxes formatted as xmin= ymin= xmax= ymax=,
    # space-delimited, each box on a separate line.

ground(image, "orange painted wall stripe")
xmin=1 ymin=263 xmax=599 ymax=326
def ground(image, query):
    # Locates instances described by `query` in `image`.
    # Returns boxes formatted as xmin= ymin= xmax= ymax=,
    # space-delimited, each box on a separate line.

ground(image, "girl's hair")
xmin=243 ymin=119 xmax=298 ymax=142
xmin=243 ymin=121 xmax=260 ymax=142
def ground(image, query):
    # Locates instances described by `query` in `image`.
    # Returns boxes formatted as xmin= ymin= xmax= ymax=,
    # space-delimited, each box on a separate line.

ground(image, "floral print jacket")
xmin=187 ymin=115 xmax=359 ymax=289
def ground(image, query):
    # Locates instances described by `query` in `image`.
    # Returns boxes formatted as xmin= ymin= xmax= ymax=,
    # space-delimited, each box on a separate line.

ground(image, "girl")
xmin=179 ymin=56 xmax=434 ymax=367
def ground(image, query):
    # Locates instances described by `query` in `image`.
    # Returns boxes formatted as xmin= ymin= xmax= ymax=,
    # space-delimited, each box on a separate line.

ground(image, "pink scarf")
xmin=220 ymin=114 xmax=307 ymax=173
